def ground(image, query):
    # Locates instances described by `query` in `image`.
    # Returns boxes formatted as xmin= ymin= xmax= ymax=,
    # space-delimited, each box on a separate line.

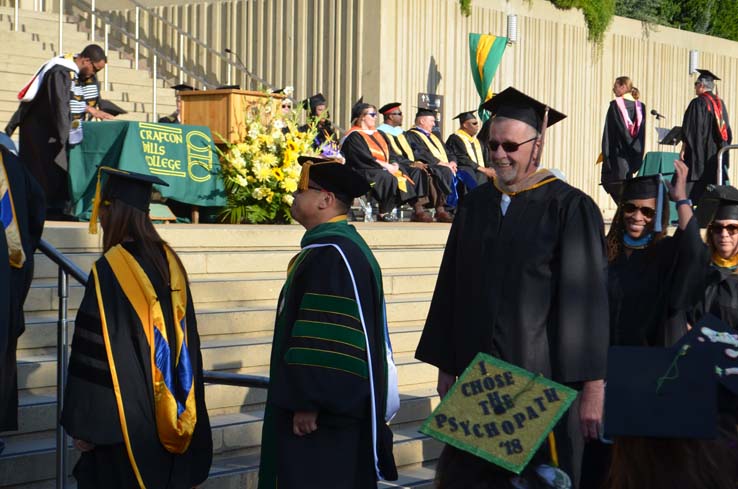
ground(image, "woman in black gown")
xmin=581 ymin=159 xmax=705 ymax=489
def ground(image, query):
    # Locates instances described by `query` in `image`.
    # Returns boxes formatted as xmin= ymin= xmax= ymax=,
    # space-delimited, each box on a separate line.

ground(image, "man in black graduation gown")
xmin=258 ymin=156 xmax=398 ymax=489
xmin=445 ymin=110 xmax=495 ymax=188
xmin=415 ymin=88 xmax=609 ymax=485
xmin=681 ymin=69 xmax=733 ymax=201
xmin=0 ymin=146 xmax=45 ymax=439
xmin=6 ymin=44 xmax=108 ymax=218
xmin=403 ymin=108 xmax=456 ymax=222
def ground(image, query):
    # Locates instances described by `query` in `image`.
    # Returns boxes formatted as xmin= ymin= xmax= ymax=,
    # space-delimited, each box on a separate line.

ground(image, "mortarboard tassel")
xmin=654 ymin=175 xmax=664 ymax=234
xmin=88 ymin=167 xmax=104 ymax=235
xmin=298 ymin=162 xmax=312 ymax=192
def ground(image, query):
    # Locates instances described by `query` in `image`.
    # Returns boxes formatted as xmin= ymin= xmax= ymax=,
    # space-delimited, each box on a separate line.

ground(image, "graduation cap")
xmin=350 ymin=96 xmax=370 ymax=121
xmin=604 ymin=345 xmax=718 ymax=439
xmin=695 ymin=185 xmax=738 ymax=227
xmin=414 ymin=106 xmax=438 ymax=118
xmin=696 ymin=69 xmax=721 ymax=83
xmin=302 ymin=93 xmax=328 ymax=115
xmin=379 ymin=102 xmax=401 ymax=115
xmin=216 ymin=84 xmax=240 ymax=90
xmin=88 ymin=166 xmax=169 ymax=234
xmin=98 ymin=99 xmax=127 ymax=117
xmin=453 ymin=111 xmax=477 ymax=123
xmin=170 ymin=83 xmax=194 ymax=92
xmin=297 ymin=155 xmax=370 ymax=204
xmin=480 ymin=87 xmax=566 ymax=132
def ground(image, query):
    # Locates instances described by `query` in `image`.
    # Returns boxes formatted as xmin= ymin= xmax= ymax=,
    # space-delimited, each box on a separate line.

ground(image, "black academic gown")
xmin=299 ymin=120 xmax=340 ymax=150
xmin=608 ymin=218 xmax=706 ymax=348
xmin=0 ymin=148 xmax=45 ymax=431
xmin=682 ymin=94 xmax=733 ymax=200
xmin=688 ymin=263 xmax=738 ymax=330
xmin=341 ymin=130 xmax=423 ymax=214
xmin=403 ymin=129 xmax=455 ymax=196
xmin=259 ymin=222 xmax=397 ymax=489
xmin=601 ymin=99 xmax=646 ymax=196
xmin=416 ymin=179 xmax=609 ymax=479
xmin=61 ymin=242 xmax=212 ymax=489
xmin=12 ymin=65 xmax=75 ymax=206
xmin=379 ymin=131 xmax=431 ymax=202
xmin=445 ymin=133 xmax=490 ymax=187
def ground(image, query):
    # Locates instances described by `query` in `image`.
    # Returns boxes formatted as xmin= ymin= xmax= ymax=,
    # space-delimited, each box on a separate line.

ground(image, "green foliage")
xmin=459 ymin=0 xmax=472 ymax=17
xmin=549 ymin=0 xmax=616 ymax=44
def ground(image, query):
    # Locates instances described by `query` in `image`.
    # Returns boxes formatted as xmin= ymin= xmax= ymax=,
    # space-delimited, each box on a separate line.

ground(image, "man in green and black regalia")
xmin=258 ymin=155 xmax=399 ymax=489
xmin=61 ymin=167 xmax=212 ymax=488
xmin=0 ymin=145 xmax=45 ymax=447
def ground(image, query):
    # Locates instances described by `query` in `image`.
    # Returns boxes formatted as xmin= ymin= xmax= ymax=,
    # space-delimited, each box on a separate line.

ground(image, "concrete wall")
xmin=6 ymin=0 xmax=738 ymax=210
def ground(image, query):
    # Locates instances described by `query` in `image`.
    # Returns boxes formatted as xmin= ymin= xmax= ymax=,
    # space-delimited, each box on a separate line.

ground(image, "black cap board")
xmin=674 ymin=313 xmax=738 ymax=396
xmin=414 ymin=107 xmax=437 ymax=118
xmin=98 ymin=99 xmax=127 ymax=116
xmin=297 ymin=155 xmax=370 ymax=204
xmin=615 ymin=174 xmax=664 ymax=202
xmin=453 ymin=111 xmax=477 ymax=123
xmin=101 ymin=167 xmax=169 ymax=211
xmin=604 ymin=345 xmax=718 ymax=439
xmin=216 ymin=84 xmax=240 ymax=90
xmin=379 ymin=102 xmax=401 ymax=115
xmin=171 ymin=83 xmax=194 ymax=92
xmin=350 ymin=96 xmax=370 ymax=121
xmin=302 ymin=93 xmax=328 ymax=115
xmin=695 ymin=185 xmax=738 ymax=227
xmin=697 ymin=69 xmax=721 ymax=82
xmin=480 ymin=87 xmax=566 ymax=131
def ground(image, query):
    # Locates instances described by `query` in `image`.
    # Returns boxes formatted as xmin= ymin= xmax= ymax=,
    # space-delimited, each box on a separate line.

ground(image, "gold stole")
xmin=95 ymin=244 xmax=197 ymax=488
xmin=410 ymin=128 xmax=449 ymax=161
xmin=0 ymin=153 xmax=25 ymax=268
xmin=454 ymin=130 xmax=485 ymax=166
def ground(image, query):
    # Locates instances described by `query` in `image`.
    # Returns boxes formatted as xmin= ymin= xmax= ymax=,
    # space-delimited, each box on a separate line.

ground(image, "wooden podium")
xmin=179 ymin=89 xmax=284 ymax=144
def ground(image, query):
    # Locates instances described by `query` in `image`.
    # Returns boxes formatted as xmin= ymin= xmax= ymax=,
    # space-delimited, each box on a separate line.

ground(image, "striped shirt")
xmin=70 ymin=74 xmax=100 ymax=121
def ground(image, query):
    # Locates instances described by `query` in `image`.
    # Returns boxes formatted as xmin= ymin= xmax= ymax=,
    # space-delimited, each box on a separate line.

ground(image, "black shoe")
xmin=378 ymin=213 xmax=398 ymax=222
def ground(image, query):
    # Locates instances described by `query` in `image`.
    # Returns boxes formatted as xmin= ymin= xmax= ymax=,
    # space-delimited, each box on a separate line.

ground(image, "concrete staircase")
xmin=0 ymin=7 xmax=176 ymax=132
xmin=0 ymin=222 xmax=450 ymax=488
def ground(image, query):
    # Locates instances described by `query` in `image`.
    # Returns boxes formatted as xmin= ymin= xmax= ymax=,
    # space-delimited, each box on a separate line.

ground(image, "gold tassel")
xmin=88 ymin=167 xmax=104 ymax=235
xmin=298 ymin=162 xmax=312 ymax=191
xmin=547 ymin=432 xmax=559 ymax=468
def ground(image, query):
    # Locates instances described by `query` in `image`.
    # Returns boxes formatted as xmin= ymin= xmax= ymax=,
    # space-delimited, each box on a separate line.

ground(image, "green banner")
xmin=68 ymin=121 xmax=226 ymax=218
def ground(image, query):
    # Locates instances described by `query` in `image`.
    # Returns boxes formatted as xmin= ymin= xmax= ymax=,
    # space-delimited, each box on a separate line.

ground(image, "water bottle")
xmin=363 ymin=202 xmax=374 ymax=222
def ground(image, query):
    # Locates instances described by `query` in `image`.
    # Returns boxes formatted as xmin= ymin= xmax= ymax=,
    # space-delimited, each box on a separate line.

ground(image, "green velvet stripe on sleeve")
xmin=285 ymin=347 xmax=369 ymax=378
xmin=299 ymin=292 xmax=360 ymax=321
xmin=292 ymin=320 xmax=366 ymax=351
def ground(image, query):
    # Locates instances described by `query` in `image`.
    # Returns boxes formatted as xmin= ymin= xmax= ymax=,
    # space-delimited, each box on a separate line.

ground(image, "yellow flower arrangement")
xmin=218 ymin=93 xmax=320 ymax=223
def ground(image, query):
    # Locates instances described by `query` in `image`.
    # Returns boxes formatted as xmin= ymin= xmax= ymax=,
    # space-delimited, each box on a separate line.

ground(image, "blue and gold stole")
xmin=93 ymin=244 xmax=196 ymax=487
xmin=0 ymin=152 xmax=25 ymax=268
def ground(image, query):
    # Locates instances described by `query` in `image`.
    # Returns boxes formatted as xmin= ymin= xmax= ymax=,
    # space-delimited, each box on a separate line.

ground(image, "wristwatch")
xmin=676 ymin=199 xmax=692 ymax=208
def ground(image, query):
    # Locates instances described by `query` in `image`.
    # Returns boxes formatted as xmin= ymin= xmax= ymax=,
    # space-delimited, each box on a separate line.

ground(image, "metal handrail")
xmin=36 ymin=239 xmax=269 ymax=489
xmin=125 ymin=0 xmax=274 ymax=90
xmin=717 ymin=144 xmax=738 ymax=186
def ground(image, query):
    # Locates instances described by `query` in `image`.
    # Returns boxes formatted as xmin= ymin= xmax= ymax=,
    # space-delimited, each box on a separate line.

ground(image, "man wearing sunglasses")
xmin=445 ymin=110 xmax=496 ymax=188
xmin=416 ymin=87 xmax=609 ymax=485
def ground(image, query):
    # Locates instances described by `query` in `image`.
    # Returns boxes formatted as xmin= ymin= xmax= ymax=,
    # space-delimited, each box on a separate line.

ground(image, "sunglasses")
xmin=622 ymin=202 xmax=656 ymax=218
xmin=390 ymin=111 xmax=403 ymax=116
xmin=488 ymin=136 xmax=537 ymax=153
xmin=469 ymin=121 xmax=479 ymax=126
xmin=294 ymin=185 xmax=325 ymax=196
xmin=710 ymin=224 xmax=738 ymax=235
xmin=366 ymin=112 xmax=378 ymax=117
xmin=282 ymin=104 xmax=292 ymax=109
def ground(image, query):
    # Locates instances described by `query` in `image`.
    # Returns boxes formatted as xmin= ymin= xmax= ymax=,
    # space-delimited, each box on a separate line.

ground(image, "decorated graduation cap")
xmin=453 ymin=111 xmax=477 ymax=123
xmin=695 ymin=185 xmax=738 ymax=227
xmin=481 ymin=87 xmax=566 ymax=132
xmin=350 ymin=96 xmax=370 ymax=121
xmin=98 ymin=99 xmax=127 ymax=116
xmin=379 ymin=102 xmax=401 ymax=115
xmin=675 ymin=313 xmax=738 ymax=396
xmin=297 ymin=155 xmax=370 ymax=205
xmin=170 ymin=83 xmax=194 ymax=92
xmin=604 ymin=345 xmax=718 ymax=439
xmin=88 ymin=166 xmax=169 ymax=234
xmin=611 ymin=174 xmax=668 ymax=233
xmin=414 ymin=106 xmax=438 ymax=118
xmin=697 ymin=69 xmax=721 ymax=83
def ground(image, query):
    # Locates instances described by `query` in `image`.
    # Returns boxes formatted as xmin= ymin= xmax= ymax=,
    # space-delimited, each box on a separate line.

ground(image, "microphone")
xmin=224 ymin=47 xmax=247 ymax=70
xmin=650 ymin=109 xmax=665 ymax=120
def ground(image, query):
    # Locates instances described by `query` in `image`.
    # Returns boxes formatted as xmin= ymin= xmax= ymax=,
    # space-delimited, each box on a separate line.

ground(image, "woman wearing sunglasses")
xmin=581 ymin=159 xmax=705 ymax=489
xmin=688 ymin=186 xmax=738 ymax=329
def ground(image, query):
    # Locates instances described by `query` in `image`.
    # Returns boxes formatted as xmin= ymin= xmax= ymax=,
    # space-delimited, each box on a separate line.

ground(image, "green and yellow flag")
xmin=469 ymin=33 xmax=507 ymax=119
